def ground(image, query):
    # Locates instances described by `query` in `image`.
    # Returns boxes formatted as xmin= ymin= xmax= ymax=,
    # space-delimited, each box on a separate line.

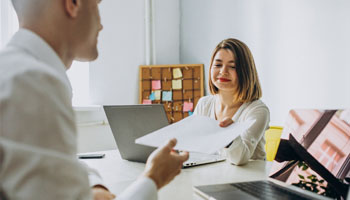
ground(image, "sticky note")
xmin=149 ymin=92 xmax=155 ymax=101
xmin=188 ymin=111 xmax=193 ymax=116
xmin=142 ymin=99 xmax=152 ymax=104
xmin=162 ymin=91 xmax=172 ymax=101
xmin=173 ymin=68 xmax=183 ymax=79
xmin=172 ymin=79 xmax=182 ymax=90
xmin=183 ymin=102 xmax=193 ymax=112
xmin=155 ymin=90 xmax=161 ymax=100
xmin=152 ymin=80 xmax=161 ymax=90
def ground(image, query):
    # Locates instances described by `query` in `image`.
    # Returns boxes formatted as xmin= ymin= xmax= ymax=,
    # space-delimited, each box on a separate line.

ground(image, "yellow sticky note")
xmin=172 ymin=79 xmax=182 ymax=90
xmin=173 ymin=68 xmax=183 ymax=79
xmin=154 ymin=90 xmax=161 ymax=100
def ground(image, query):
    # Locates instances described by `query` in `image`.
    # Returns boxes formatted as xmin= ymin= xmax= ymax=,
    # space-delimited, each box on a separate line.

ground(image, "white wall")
xmin=180 ymin=0 xmax=350 ymax=125
xmin=75 ymin=108 xmax=117 ymax=153
xmin=90 ymin=0 xmax=180 ymax=105
xmin=78 ymin=0 xmax=180 ymax=152
xmin=90 ymin=0 xmax=145 ymax=105
xmin=80 ymin=0 xmax=350 ymax=152
xmin=154 ymin=0 xmax=180 ymax=65
xmin=77 ymin=124 xmax=116 ymax=153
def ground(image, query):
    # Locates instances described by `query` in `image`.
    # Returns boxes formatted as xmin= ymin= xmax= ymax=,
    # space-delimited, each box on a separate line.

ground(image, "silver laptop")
xmin=103 ymin=104 xmax=225 ymax=167
xmin=194 ymin=109 xmax=350 ymax=200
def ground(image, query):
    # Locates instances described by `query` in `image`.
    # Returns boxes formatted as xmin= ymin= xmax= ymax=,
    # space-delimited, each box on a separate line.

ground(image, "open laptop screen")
xmin=270 ymin=109 xmax=350 ymax=195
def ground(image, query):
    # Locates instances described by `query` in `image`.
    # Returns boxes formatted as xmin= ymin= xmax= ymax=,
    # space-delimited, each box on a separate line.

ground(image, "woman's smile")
xmin=218 ymin=77 xmax=231 ymax=82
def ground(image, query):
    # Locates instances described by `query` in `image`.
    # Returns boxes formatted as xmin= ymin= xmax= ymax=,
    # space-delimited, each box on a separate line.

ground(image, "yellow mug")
xmin=265 ymin=126 xmax=283 ymax=161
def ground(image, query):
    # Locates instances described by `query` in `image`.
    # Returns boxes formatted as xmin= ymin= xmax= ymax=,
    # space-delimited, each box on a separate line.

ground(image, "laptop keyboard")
xmin=231 ymin=180 xmax=313 ymax=200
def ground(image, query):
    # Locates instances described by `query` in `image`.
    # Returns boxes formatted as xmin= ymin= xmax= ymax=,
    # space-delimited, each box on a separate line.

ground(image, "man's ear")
xmin=64 ymin=0 xmax=81 ymax=18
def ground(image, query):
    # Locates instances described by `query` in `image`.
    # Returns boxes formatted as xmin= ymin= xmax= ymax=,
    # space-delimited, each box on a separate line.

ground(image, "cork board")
xmin=139 ymin=64 xmax=204 ymax=123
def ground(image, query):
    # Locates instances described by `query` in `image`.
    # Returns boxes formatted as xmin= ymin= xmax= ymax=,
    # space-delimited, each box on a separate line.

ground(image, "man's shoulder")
xmin=0 ymin=46 xmax=62 ymax=86
xmin=0 ymin=45 xmax=34 ymax=64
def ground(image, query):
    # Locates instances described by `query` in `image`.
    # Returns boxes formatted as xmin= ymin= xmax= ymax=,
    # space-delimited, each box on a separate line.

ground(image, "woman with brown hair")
xmin=193 ymin=38 xmax=270 ymax=165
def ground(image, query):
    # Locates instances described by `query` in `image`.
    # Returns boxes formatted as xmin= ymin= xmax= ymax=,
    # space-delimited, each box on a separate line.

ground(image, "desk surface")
xmin=82 ymin=150 xmax=270 ymax=200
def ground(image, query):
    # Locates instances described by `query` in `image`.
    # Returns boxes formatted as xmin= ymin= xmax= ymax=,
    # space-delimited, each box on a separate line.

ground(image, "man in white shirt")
xmin=0 ymin=0 xmax=189 ymax=199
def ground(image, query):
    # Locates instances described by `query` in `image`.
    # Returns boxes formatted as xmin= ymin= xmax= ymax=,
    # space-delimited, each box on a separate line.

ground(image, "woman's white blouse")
xmin=193 ymin=95 xmax=270 ymax=165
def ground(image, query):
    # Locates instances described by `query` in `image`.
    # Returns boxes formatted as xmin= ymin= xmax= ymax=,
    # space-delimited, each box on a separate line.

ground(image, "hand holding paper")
xmin=136 ymin=115 xmax=255 ymax=154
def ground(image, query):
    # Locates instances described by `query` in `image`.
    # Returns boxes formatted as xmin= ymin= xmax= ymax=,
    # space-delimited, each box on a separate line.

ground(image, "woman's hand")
xmin=219 ymin=117 xmax=234 ymax=127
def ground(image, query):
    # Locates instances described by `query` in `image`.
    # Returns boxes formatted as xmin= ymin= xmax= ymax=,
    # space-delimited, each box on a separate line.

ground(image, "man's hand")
xmin=219 ymin=117 xmax=234 ymax=127
xmin=143 ymin=138 xmax=189 ymax=189
xmin=92 ymin=185 xmax=116 ymax=200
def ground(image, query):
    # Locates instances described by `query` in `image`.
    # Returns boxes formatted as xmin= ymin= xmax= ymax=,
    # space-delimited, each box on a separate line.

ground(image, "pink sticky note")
xmin=183 ymin=102 xmax=193 ymax=112
xmin=142 ymin=99 xmax=152 ymax=104
xmin=152 ymin=80 xmax=161 ymax=90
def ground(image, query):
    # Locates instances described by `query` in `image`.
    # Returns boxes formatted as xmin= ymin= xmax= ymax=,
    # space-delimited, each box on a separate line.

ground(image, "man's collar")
xmin=7 ymin=28 xmax=68 ymax=77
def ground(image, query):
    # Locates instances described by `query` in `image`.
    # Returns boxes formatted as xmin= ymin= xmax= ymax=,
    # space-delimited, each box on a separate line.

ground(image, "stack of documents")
xmin=135 ymin=115 xmax=254 ymax=154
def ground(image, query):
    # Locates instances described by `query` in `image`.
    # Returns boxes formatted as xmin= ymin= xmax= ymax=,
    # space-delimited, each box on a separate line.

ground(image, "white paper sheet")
xmin=135 ymin=115 xmax=255 ymax=154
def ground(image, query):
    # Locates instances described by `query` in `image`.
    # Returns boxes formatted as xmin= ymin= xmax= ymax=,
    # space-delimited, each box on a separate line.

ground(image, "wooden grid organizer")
xmin=139 ymin=64 xmax=204 ymax=123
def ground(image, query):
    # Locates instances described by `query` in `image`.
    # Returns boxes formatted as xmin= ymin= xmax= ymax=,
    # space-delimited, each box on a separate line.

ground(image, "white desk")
xmin=82 ymin=150 xmax=270 ymax=200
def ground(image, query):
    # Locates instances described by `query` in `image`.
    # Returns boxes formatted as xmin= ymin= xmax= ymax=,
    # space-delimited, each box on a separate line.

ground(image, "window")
xmin=318 ymin=140 xmax=344 ymax=171
xmin=1 ymin=1 xmax=91 ymax=106
xmin=67 ymin=62 xmax=91 ymax=106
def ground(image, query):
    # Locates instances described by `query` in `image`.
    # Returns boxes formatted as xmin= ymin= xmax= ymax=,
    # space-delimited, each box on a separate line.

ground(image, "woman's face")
xmin=210 ymin=49 xmax=239 ymax=93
